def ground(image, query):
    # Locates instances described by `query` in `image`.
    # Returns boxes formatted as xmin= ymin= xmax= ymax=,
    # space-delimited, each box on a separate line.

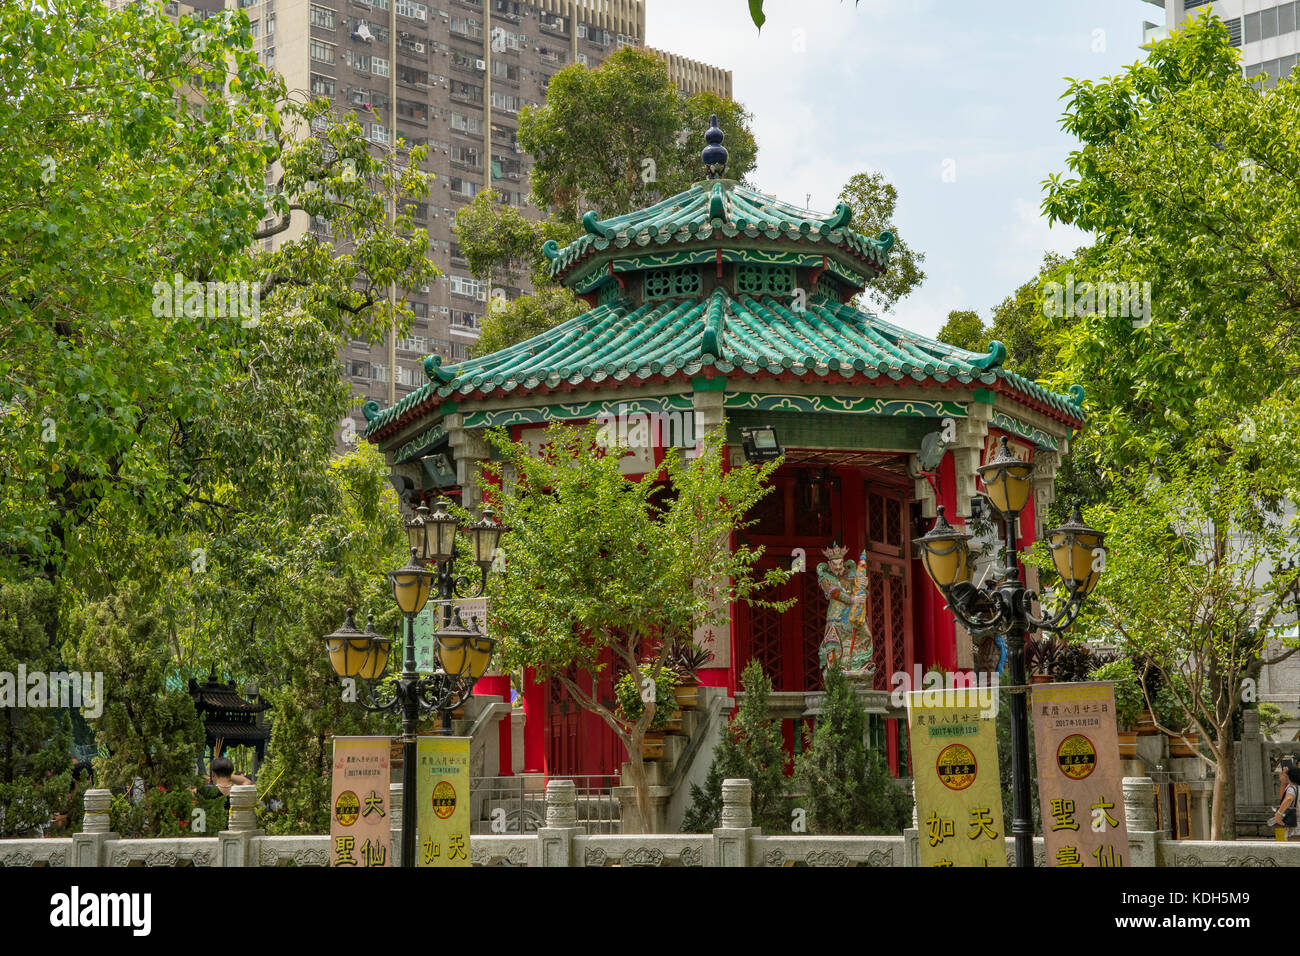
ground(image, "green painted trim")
xmin=722 ymin=392 xmax=967 ymax=418
xmin=990 ymin=412 xmax=1060 ymax=451
xmin=973 ymin=388 xmax=996 ymax=404
xmin=461 ymin=395 xmax=695 ymax=429
xmin=392 ymin=423 xmax=448 ymax=463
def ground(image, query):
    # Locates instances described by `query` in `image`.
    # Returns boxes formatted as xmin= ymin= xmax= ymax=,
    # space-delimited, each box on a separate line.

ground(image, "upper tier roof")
xmin=543 ymin=179 xmax=894 ymax=290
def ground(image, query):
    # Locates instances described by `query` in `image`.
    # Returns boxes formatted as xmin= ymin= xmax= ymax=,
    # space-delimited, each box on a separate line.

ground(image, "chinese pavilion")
xmin=363 ymin=117 xmax=1086 ymax=782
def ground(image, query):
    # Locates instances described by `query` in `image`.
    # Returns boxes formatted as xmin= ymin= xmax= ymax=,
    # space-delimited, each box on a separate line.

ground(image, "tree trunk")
xmin=1218 ymin=730 xmax=1237 ymax=841
xmin=624 ymin=729 xmax=653 ymax=833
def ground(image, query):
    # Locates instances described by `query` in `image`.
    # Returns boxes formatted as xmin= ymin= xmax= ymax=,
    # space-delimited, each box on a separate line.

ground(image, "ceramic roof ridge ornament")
xmin=701 ymin=113 xmax=728 ymax=180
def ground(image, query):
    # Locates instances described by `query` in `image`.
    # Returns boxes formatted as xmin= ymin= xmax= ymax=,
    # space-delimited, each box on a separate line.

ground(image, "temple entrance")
xmin=736 ymin=461 xmax=915 ymax=694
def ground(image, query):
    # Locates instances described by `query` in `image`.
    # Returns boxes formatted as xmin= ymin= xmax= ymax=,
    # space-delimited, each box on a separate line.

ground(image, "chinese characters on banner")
xmin=329 ymin=736 xmax=391 ymax=867
xmin=413 ymin=600 xmax=493 ymax=676
xmin=415 ymin=736 xmax=471 ymax=867
xmin=1031 ymin=681 xmax=1129 ymax=867
xmin=906 ymin=691 xmax=1006 ymax=867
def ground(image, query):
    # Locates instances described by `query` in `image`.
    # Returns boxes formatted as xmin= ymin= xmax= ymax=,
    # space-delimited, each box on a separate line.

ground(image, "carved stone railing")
xmin=6 ymin=775 xmax=1299 ymax=866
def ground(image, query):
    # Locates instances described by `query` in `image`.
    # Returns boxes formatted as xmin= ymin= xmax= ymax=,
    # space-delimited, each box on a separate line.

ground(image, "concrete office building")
xmin=1144 ymin=0 xmax=1300 ymax=83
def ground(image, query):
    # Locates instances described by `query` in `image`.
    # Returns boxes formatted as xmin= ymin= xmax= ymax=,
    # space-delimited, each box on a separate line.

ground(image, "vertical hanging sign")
xmin=329 ymin=736 xmax=391 ymax=867
xmin=907 ymin=689 xmax=1006 ymax=866
xmin=416 ymin=736 xmax=471 ymax=867
xmin=413 ymin=604 xmax=438 ymax=675
xmin=1031 ymin=681 xmax=1129 ymax=866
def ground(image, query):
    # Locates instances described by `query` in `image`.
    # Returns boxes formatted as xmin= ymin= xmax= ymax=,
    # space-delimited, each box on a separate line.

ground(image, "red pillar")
xmin=521 ymin=666 xmax=546 ymax=773
xmin=473 ymin=675 xmax=513 ymax=776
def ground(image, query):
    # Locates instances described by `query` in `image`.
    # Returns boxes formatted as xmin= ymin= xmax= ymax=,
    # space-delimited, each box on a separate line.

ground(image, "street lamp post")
xmin=912 ymin=436 xmax=1105 ymax=867
xmin=323 ymin=498 xmax=502 ymax=868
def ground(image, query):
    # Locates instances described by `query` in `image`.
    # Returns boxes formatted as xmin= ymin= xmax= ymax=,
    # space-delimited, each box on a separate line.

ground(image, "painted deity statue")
xmin=816 ymin=544 xmax=874 ymax=676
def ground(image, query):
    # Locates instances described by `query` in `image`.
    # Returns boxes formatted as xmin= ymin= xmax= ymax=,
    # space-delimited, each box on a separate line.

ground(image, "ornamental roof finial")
xmin=701 ymin=113 xmax=727 ymax=179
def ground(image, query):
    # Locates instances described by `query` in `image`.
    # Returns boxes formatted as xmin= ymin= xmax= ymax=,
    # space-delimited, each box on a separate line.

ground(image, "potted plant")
xmin=1025 ymin=635 xmax=1059 ymax=684
xmin=668 ymin=638 xmax=715 ymax=709
xmin=1090 ymin=658 xmax=1143 ymax=757
xmin=615 ymin=666 xmax=681 ymax=759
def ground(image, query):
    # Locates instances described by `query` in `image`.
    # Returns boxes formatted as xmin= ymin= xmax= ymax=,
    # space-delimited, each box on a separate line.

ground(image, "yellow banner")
xmin=1031 ymin=681 xmax=1129 ymax=867
xmin=416 ymin=736 xmax=471 ymax=867
xmin=906 ymin=690 xmax=1006 ymax=867
xmin=329 ymin=736 xmax=392 ymax=867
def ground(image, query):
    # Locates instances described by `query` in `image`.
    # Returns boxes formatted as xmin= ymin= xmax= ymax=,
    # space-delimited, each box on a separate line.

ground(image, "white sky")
xmin=644 ymin=0 xmax=1159 ymax=338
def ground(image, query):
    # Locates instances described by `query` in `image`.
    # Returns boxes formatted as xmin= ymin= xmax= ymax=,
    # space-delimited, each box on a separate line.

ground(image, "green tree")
xmin=484 ymin=421 xmax=788 ymax=831
xmin=1042 ymin=12 xmax=1300 ymax=472
xmin=65 ymin=585 xmax=206 ymax=832
xmin=0 ymin=579 xmax=75 ymax=837
xmin=936 ymin=310 xmax=989 ymax=352
xmin=681 ymin=658 xmax=790 ymax=832
xmin=794 ymin=665 xmax=911 ymax=834
xmin=473 ymin=286 xmax=589 ymax=358
xmin=0 ymin=0 xmax=433 ymax=624
xmin=836 ymin=171 xmax=926 ymax=312
xmin=519 ymin=47 xmax=758 ymax=222
xmin=1073 ymin=434 xmax=1300 ymax=839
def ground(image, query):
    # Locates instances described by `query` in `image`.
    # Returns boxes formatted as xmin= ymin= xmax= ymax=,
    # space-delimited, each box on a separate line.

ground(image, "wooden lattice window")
xmin=643 ymin=266 xmax=700 ymax=299
xmin=737 ymin=263 xmax=795 ymax=296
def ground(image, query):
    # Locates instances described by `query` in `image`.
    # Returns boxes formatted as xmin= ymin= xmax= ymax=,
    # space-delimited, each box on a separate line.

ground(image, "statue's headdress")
xmin=823 ymin=543 xmax=848 ymax=560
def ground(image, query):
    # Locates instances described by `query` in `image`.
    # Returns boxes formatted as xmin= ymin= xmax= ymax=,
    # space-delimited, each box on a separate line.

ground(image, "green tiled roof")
xmin=542 ymin=180 xmax=893 ymax=287
xmin=363 ymin=288 xmax=1085 ymax=440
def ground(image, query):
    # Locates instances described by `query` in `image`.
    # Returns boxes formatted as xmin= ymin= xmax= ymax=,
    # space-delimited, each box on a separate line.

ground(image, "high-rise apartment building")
xmin=130 ymin=0 xmax=732 ymax=442
xmin=1144 ymin=0 xmax=1299 ymax=83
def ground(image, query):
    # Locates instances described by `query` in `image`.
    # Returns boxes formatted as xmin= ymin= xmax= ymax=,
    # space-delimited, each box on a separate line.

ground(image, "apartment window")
xmin=539 ymin=12 xmax=565 ymax=34
xmin=395 ymin=334 xmax=428 ymax=352
xmin=370 ymin=363 xmax=388 ymax=383
xmin=398 ymin=65 xmax=428 ymax=88
xmin=398 ymin=98 xmax=428 ymax=122
xmin=349 ymin=359 xmax=370 ymax=377
xmin=576 ymin=52 xmax=587 ymax=66
xmin=250 ymin=19 xmax=259 ymax=37
xmin=311 ymin=73 xmax=336 ymax=96
xmin=451 ymin=80 xmax=483 ymax=103
xmin=450 ymin=143 xmax=479 ymax=166
xmin=1245 ymin=10 xmax=1260 ymax=44
xmin=450 ymin=112 xmax=483 ymax=133
xmin=1281 ymin=2 xmax=1297 ymax=36
xmin=491 ymin=59 xmax=519 ymax=80
xmin=310 ymin=4 xmax=335 ymax=28
xmin=266 ymin=13 xmax=275 ymax=34
xmin=310 ymin=38 xmax=336 ymax=63
xmin=371 ymin=56 xmax=390 ymax=76
xmin=450 ymin=310 xmax=478 ymax=329
xmin=371 ymin=123 xmax=389 ymax=144
xmin=1226 ymin=17 xmax=1242 ymax=47
xmin=449 ymin=343 xmax=472 ymax=361
xmin=450 ymin=16 xmax=482 ymax=39
xmin=238 ymin=0 xmax=256 ymax=8
xmin=449 ymin=275 xmax=486 ymax=299
xmin=490 ymin=91 xmax=520 ymax=112
xmin=537 ymin=45 xmax=566 ymax=65
xmin=448 ymin=176 xmax=479 ymax=199
xmin=396 ymin=0 xmax=428 ymax=19
xmin=576 ymin=22 xmax=585 ymax=38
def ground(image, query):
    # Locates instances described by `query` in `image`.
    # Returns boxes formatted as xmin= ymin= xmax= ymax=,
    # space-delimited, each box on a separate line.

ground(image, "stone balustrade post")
xmin=218 ymin=784 xmax=263 ymax=866
xmin=390 ymin=782 xmax=403 ymax=868
xmin=712 ymin=778 xmax=760 ymax=867
xmin=74 ymin=788 xmax=116 ymax=867
xmin=538 ymin=779 xmax=583 ymax=866
xmin=904 ymin=792 xmax=920 ymax=867
xmin=1123 ymin=776 xmax=1159 ymax=867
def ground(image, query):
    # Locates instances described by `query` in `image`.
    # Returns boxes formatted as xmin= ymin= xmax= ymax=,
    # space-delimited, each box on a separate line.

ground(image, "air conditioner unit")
xmin=475 ymin=58 xmax=485 ymax=70
xmin=414 ymin=41 xmax=425 ymax=52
